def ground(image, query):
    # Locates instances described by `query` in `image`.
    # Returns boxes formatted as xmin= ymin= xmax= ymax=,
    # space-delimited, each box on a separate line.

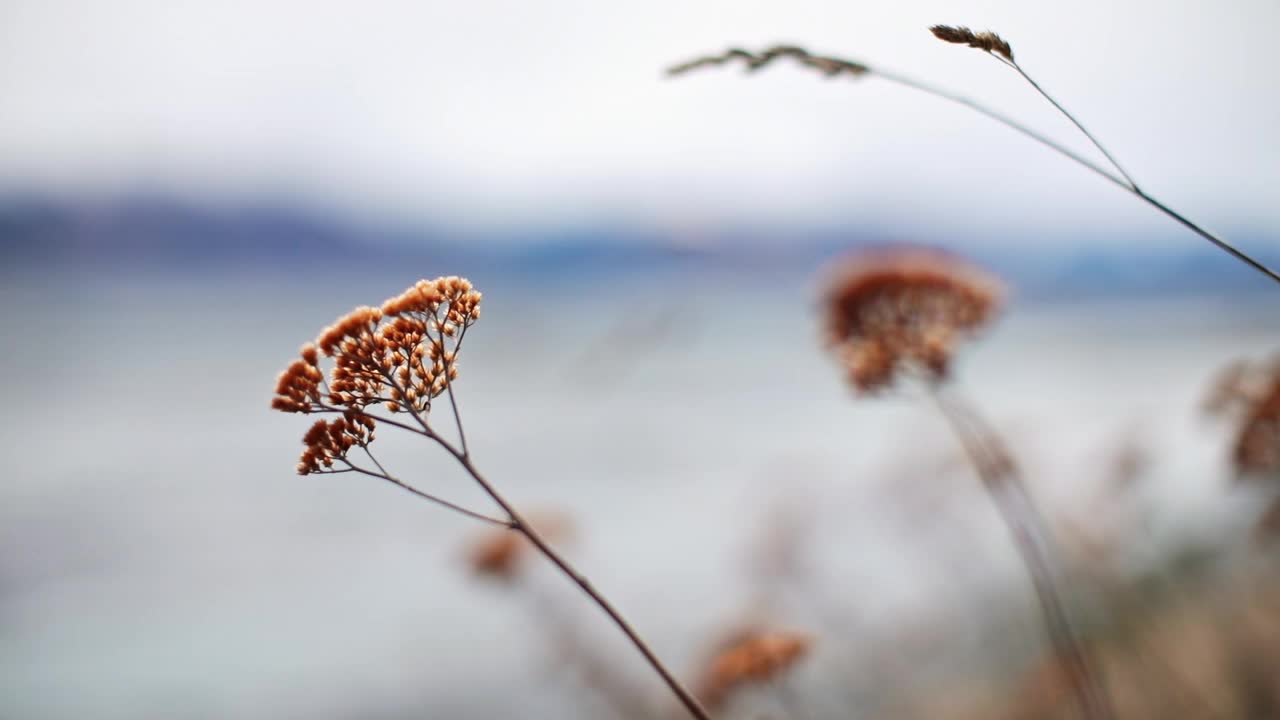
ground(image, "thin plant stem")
xmin=666 ymin=46 xmax=1280 ymax=287
xmin=314 ymin=402 xmax=431 ymax=438
xmin=878 ymin=64 xmax=1280 ymax=286
xmin=991 ymin=56 xmax=1280 ymax=286
xmin=283 ymin=295 xmax=710 ymax=719
xmin=997 ymin=57 xmax=1140 ymax=191
xmin=377 ymin=335 xmax=712 ymax=720
xmin=433 ymin=322 xmax=471 ymax=457
xmin=444 ymin=444 xmax=711 ymax=718
xmin=338 ymin=456 xmax=512 ymax=528
xmin=871 ymin=68 xmax=1130 ymax=192
xmin=929 ymin=387 xmax=1113 ymax=720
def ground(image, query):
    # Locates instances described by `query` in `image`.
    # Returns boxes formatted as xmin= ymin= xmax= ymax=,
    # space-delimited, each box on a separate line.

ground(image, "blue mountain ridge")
xmin=2 ymin=194 xmax=1276 ymax=299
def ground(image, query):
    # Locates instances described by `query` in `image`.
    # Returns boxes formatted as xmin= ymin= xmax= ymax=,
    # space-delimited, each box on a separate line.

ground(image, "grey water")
xmin=2 ymin=262 xmax=1275 ymax=719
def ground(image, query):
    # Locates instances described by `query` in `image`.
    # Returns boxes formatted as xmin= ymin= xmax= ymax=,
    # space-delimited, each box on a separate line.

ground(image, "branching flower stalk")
xmin=272 ymin=277 xmax=712 ymax=720
xmin=467 ymin=518 xmax=664 ymax=720
xmin=667 ymin=34 xmax=1280 ymax=287
xmin=820 ymin=248 xmax=1113 ymax=720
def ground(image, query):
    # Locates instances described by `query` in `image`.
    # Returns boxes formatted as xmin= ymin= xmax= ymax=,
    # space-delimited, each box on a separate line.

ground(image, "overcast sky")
xmin=2 ymin=0 xmax=1278 ymax=248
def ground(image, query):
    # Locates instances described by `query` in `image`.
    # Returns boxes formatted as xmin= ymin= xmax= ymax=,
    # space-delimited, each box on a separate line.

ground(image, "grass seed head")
xmin=667 ymin=45 xmax=869 ymax=80
xmin=930 ymin=25 xmax=1015 ymax=62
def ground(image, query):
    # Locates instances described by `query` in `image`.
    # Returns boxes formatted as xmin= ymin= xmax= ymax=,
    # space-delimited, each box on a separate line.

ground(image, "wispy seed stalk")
xmin=667 ymin=41 xmax=1280 ymax=287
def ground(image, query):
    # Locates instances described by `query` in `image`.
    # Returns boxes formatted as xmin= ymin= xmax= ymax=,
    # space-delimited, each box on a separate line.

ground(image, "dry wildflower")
xmin=929 ymin=24 xmax=1014 ymax=62
xmin=270 ymin=276 xmax=711 ymax=720
xmin=667 ymin=45 xmax=869 ymax=79
xmin=821 ymin=248 xmax=1003 ymax=393
xmin=467 ymin=511 xmax=573 ymax=580
xmin=697 ymin=628 xmax=812 ymax=709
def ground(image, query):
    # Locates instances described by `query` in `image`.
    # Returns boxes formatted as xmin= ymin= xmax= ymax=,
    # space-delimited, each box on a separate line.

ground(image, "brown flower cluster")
xmin=930 ymin=25 xmax=1015 ymax=62
xmin=697 ymin=628 xmax=812 ymax=709
xmin=822 ymin=248 xmax=1003 ymax=393
xmin=296 ymin=413 xmax=376 ymax=475
xmin=1205 ymin=355 xmax=1280 ymax=478
xmin=271 ymin=343 xmax=324 ymax=413
xmin=271 ymin=276 xmax=483 ymax=472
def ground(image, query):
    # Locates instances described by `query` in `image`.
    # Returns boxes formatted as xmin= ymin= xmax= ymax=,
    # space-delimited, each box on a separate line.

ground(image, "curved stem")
xmin=341 ymin=458 xmax=512 ymax=528
xmin=1001 ymin=58 xmax=1140 ymax=191
xmin=872 ymin=68 xmax=1131 ymax=192
xmin=297 ymin=319 xmax=711 ymax=717
xmin=313 ymin=402 xmax=432 ymax=439
xmin=930 ymin=388 xmax=1113 ymax=720
xmin=446 ymin=448 xmax=712 ymax=719
xmin=666 ymin=45 xmax=1280 ymax=286
xmin=880 ymin=61 xmax=1280 ymax=286
xmin=394 ymin=356 xmax=711 ymax=718
xmin=993 ymin=58 xmax=1280 ymax=286
xmin=437 ymin=322 xmax=471 ymax=457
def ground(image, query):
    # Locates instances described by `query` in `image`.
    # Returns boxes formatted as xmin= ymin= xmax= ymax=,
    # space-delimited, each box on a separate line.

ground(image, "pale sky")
xmin=2 ymin=0 xmax=1278 ymax=247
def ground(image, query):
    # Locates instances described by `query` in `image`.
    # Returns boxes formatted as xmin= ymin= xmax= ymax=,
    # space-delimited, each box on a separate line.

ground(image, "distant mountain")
xmin=0 ymin=194 xmax=360 ymax=264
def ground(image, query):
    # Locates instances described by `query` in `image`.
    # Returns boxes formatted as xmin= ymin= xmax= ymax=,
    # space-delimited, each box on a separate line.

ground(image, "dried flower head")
xmin=821 ymin=248 xmax=1003 ymax=393
xmin=697 ymin=628 xmax=812 ymax=709
xmin=467 ymin=511 xmax=573 ymax=580
xmin=930 ymin=25 xmax=1014 ymax=62
xmin=270 ymin=276 xmax=482 ymax=473
xmin=1204 ymin=355 xmax=1280 ymax=479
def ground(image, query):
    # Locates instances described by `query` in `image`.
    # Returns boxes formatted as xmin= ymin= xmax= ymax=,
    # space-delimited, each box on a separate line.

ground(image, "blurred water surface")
xmin=1 ymin=262 xmax=1275 ymax=718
